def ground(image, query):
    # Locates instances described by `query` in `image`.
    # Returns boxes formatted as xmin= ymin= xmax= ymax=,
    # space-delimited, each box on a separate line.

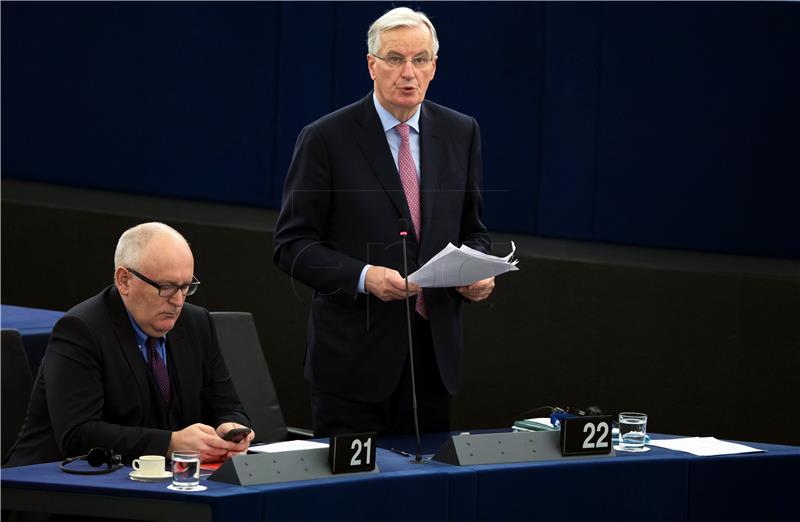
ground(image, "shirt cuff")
xmin=357 ymin=264 xmax=372 ymax=294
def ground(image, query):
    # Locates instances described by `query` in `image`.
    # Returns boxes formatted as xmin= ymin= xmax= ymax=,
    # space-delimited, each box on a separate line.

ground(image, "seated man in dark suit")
xmin=4 ymin=222 xmax=255 ymax=466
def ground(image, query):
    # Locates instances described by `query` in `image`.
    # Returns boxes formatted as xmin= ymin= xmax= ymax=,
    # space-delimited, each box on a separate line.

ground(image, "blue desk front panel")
xmin=0 ymin=461 xmax=264 ymax=522
xmin=1 ymin=449 xmax=477 ymax=522
xmin=685 ymin=440 xmax=800 ymax=522
xmin=250 ymin=449 xmax=476 ymax=522
xmin=469 ymin=446 xmax=689 ymax=522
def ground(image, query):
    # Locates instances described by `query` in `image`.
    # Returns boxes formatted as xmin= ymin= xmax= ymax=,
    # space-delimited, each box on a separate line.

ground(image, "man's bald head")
xmin=113 ymin=222 xmax=195 ymax=337
xmin=114 ymin=222 xmax=190 ymax=271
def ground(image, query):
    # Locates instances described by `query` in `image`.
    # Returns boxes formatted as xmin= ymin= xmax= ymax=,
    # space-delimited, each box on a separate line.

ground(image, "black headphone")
xmin=60 ymin=447 xmax=123 ymax=475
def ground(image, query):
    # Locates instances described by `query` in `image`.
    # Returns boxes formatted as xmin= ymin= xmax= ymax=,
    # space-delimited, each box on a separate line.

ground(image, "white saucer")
xmin=129 ymin=470 xmax=172 ymax=482
xmin=614 ymin=445 xmax=650 ymax=453
xmin=168 ymin=484 xmax=207 ymax=492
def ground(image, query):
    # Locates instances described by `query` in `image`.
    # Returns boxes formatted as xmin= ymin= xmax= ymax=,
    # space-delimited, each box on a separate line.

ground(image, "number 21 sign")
xmin=329 ymin=432 xmax=377 ymax=474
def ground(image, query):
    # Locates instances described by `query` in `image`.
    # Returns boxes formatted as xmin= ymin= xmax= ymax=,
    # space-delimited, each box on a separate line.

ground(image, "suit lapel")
xmin=165 ymin=325 xmax=192 ymax=417
xmin=419 ymin=102 xmax=442 ymax=260
xmin=353 ymin=94 xmax=414 ymax=227
xmin=107 ymin=287 xmax=152 ymax=407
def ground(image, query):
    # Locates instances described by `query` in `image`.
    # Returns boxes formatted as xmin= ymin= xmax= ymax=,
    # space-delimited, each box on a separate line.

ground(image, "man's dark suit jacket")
xmin=4 ymin=286 xmax=249 ymax=466
xmin=273 ymin=93 xmax=490 ymax=403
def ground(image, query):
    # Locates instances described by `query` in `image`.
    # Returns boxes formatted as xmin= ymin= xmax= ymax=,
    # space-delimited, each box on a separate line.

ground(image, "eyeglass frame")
xmin=370 ymin=52 xmax=436 ymax=69
xmin=125 ymin=267 xmax=200 ymax=298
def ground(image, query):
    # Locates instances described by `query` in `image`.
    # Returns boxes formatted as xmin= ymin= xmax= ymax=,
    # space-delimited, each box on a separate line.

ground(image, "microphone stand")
xmin=399 ymin=229 xmax=423 ymax=464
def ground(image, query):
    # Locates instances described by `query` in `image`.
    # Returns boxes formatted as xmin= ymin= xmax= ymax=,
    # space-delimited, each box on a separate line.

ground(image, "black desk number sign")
xmin=329 ymin=432 xmax=377 ymax=474
xmin=560 ymin=416 xmax=614 ymax=456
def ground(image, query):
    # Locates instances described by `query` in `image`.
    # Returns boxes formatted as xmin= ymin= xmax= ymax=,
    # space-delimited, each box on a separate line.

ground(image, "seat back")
xmin=210 ymin=312 xmax=288 ymax=443
xmin=1 ymin=329 xmax=34 ymax=461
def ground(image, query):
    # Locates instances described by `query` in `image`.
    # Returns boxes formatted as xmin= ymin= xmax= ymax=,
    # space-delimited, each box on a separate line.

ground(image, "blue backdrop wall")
xmin=3 ymin=1 xmax=799 ymax=258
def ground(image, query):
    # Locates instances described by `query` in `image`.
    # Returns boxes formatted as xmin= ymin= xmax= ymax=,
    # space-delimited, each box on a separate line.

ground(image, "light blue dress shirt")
xmin=372 ymin=92 xmax=422 ymax=180
xmin=127 ymin=311 xmax=167 ymax=369
xmin=357 ymin=94 xmax=423 ymax=294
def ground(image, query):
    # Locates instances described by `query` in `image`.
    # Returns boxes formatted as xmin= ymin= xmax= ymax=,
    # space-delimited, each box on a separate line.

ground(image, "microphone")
xmin=397 ymin=218 xmax=411 ymax=237
xmin=398 ymin=218 xmax=423 ymax=463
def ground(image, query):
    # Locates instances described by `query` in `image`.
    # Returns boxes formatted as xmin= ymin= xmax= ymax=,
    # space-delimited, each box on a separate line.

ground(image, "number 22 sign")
xmin=560 ymin=416 xmax=614 ymax=456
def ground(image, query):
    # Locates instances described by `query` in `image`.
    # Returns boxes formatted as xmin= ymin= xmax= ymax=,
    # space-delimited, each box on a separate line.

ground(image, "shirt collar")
xmin=126 ymin=311 xmax=164 ymax=347
xmin=372 ymin=92 xmax=421 ymax=134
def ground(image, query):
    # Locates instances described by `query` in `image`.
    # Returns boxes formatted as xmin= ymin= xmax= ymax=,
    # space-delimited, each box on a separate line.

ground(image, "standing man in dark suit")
xmin=274 ymin=7 xmax=494 ymax=437
xmin=4 ymin=222 xmax=255 ymax=466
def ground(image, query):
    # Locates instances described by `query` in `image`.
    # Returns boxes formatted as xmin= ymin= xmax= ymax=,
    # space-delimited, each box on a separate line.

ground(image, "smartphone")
xmin=222 ymin=427 xmax=252 ymax=443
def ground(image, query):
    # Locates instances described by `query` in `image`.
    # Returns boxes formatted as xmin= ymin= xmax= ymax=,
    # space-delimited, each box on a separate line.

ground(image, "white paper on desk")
xmin=648 ymin=437 xmax=763 ymax=456
xmin=248 ymin=440 xmax=328 ymax=453
xmin=408 ymin=242 xmax=519 ymax=288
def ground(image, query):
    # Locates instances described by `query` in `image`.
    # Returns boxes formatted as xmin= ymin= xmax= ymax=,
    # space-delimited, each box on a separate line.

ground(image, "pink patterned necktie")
xmin=395 ymin=122 xmax=427 ymax=319
xmin=147 ymin=337 xmax=171 ymax=404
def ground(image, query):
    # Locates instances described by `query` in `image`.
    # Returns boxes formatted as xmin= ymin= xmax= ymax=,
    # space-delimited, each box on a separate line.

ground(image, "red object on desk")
xmin=200 ymin=461 xmax=223 ymax=471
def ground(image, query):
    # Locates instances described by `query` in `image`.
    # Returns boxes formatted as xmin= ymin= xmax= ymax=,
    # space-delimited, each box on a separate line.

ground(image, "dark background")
xmin=2 ymin=2 xmax=799 ymax=445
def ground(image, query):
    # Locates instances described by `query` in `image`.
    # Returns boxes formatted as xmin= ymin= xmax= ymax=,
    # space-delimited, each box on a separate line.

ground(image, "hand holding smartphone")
xmin=221 ymin=427 xmax=252 ymax=443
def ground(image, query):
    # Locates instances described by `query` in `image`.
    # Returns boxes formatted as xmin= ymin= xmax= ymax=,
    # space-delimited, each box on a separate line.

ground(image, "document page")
xmin=408 ymin=242 xmax=519 ymax=287
xmin=248 ymin=440 xmax=329 ymax=453
xmin=648 ymin=437 xmax=763 ymax=456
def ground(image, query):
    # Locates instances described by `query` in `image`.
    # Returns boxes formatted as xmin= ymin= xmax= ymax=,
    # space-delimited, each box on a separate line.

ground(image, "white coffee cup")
xmin=132 ymin=455 xmax=166 ymax=476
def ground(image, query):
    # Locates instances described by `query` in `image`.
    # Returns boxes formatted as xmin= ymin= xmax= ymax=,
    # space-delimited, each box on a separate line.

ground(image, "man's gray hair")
xmin=367 ymin=7 xmax=439 ymax=56
xmin=114 ymin=222 xmax=189 ymax=270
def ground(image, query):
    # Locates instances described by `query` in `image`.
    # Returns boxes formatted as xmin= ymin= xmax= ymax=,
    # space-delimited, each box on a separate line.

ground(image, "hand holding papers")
xmin=408 ymin=242 xmax=519 ymax=288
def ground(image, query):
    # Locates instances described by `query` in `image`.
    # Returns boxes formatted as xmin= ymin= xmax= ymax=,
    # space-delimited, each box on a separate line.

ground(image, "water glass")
xmin=171 ymin=451 xmax=200 ymax=489
xmin=616 ymin=412 xmax=648 ymax=452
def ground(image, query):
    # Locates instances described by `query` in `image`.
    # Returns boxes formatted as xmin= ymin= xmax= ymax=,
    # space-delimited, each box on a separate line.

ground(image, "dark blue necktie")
xmin=147 ymin=337 xmax=171 ymax=404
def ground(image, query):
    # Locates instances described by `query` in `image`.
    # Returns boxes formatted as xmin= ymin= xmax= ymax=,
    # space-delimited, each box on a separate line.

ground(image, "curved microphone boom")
xmin=398 ymin=218 xmax=423 ymax=463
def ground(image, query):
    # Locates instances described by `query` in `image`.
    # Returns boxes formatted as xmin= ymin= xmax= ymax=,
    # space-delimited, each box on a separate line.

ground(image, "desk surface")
xmin=1 ymin=304 xmax=65 ymax=375
xmin=1 ymin=304 xmax=64 ymax=335
xmin=3 ymin=435 xmax=798 ymax=522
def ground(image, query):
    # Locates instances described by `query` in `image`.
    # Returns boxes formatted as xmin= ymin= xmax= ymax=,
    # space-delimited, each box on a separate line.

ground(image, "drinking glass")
xmin=615 ymin=412 xmax=649 ymax=452
xmin=171 ymin=451 xmax=201 ymax=490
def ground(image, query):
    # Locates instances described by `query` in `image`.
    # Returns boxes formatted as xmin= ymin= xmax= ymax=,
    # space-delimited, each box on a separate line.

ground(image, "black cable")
xmin=512 ymin=405 xmax=559 ymax=422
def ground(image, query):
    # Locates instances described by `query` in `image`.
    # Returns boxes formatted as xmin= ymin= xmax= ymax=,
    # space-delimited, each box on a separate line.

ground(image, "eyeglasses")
xmin=371 ymin=53 xmax=434 ymax=70
xmin=126 ymin=267 xmax=200 ymax=298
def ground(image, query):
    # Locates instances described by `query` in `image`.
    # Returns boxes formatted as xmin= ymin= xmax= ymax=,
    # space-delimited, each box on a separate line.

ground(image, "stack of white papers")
xmin=648 ymin=437 xmax=763 ymax=456
xmin=408 ymin=242 xmax=519 ymax=288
